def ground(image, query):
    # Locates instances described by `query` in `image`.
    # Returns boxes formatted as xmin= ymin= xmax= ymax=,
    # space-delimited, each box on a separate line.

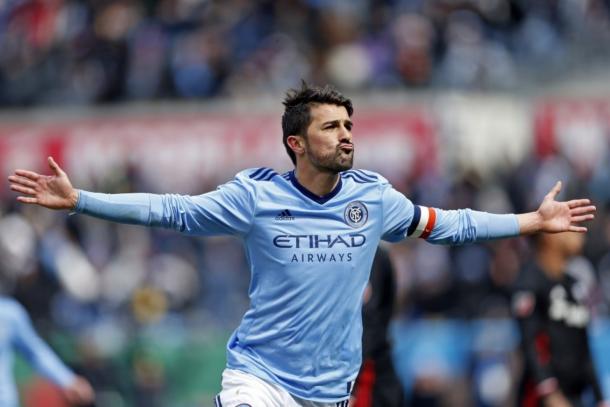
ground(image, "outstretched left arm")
xmin=385 ymin=180 xmax=596 ymax=245
xmin=517 ymin=181 xmax=596 ymax=235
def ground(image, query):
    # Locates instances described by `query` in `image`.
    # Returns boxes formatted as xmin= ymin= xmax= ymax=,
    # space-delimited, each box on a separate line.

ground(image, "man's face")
xmin=302 ymin=103 xmax=354 ymax=173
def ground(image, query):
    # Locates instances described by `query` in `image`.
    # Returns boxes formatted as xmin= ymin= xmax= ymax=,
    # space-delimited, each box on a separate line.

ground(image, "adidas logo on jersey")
xmin=275 ymin=210 xmax=295 ymax=221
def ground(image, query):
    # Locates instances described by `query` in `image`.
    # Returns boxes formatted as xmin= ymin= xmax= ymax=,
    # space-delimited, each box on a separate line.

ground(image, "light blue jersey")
xmin=0 ymin=297 xmax=75 ymax=407
xmin=75 ymin=168 xmax=519 ymax=403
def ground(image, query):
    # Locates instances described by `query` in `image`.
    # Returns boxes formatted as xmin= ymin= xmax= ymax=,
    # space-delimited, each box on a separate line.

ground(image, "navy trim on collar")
xmin=288 ymin=170 xmax=342 ymax=204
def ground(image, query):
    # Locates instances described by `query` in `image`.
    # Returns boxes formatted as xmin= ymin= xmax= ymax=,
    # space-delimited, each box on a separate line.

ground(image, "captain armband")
xmin=407 ymin=205 xmax=437 ymax=239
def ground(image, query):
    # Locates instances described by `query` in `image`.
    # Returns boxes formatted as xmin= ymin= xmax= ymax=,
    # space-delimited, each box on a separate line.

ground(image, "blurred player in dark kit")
xmin=513 ymin=232 xmax=608 ymax=407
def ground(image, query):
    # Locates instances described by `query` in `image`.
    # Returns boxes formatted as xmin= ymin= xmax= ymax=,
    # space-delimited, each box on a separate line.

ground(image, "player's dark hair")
xmin=282 ymin=82 xmax=353 ymax=165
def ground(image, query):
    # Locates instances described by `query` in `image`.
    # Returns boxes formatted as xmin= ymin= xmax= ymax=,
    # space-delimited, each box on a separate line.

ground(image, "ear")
xmin=286 ymin=135 xmax=305 ymax=156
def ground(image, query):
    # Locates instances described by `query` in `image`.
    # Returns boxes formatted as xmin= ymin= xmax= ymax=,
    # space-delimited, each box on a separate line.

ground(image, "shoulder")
xmin=243 ymin=167 xmax=280 ymax=182
xmin=341 ymin=169 xmax=388 ymax=186
xmin=232 ymin=167 xmax=282 ymax=184
xmin=220 ymin=168 xmax=282 ymax=191
xmin=341 ymin=170 xmax=404 ymax=206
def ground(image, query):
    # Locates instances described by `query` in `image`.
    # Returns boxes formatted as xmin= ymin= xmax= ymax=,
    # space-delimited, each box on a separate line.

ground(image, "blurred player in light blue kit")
xmin=8 ymin=83 xmax=596 ymax=407
xmin=0 ymin=295 xmax=94 ymax=406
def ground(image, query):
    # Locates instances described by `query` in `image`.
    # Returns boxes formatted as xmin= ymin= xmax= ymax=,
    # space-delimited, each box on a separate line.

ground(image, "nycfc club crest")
xmin=344 ymin=201 xmax=368 ymax=228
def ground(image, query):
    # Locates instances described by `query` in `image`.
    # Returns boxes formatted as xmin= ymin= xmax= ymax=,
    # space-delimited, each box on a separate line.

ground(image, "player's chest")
xmin=250 ymin=199 xmax=380 ymax=248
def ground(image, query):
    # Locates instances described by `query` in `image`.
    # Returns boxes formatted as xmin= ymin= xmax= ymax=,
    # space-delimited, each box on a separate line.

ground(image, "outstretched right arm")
xmin=8 ymin=157 xmax=256 ymax=236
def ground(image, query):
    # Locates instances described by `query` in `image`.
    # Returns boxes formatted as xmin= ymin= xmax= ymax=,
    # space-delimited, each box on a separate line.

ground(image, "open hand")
xmin=533 ymin=181 xmax=595 ymax=234
xmin=8 ymin=156 xmax=78 ymax=210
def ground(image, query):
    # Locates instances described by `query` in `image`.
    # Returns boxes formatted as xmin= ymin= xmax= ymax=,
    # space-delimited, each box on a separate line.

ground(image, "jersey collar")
xmin=288 ymin=170 xmax=343 ymax=205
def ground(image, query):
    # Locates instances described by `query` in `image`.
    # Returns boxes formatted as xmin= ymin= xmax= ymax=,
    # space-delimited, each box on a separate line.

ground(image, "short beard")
xmin=306 ymin=144 xmax=354 ymax=173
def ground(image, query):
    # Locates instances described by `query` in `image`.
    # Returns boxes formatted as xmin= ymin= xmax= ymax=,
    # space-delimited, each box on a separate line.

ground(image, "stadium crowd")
xmin=1 ymin=0 xmax=610 ymax=106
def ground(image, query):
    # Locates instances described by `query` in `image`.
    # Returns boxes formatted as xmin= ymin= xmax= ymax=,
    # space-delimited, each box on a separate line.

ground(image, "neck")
xmin=536 ymin=248 xmax=566 ymax=280
xmin=294 ymin=163 xmax=340 ymax=197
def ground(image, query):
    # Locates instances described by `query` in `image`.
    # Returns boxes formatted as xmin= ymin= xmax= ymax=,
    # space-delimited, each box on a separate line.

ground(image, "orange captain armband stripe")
xmin=407 ymin=206 xmax=437 ymax=239
xmin=420 ymin=207 xmax=436 ymax=239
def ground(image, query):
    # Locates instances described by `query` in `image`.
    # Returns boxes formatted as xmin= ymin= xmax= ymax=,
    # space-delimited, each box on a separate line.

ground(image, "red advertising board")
xmin=535 ymin=99 xmax=610 ymax=172
xmin=0 ymin=109 xmax=437 ymax=193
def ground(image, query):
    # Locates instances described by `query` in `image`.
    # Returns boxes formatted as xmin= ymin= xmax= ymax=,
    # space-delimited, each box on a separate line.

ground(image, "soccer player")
xmin=8 ymin=83 xmax=596 ymax=407
xmin=0 ymin=295 xmax=94 ymax=406
xmin=513 ymin=232 xmax=607 ymax=407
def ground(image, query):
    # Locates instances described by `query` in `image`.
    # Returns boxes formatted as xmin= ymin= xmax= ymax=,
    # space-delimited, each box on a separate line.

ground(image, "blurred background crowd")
xmin=1 ymin=0 xmax=610 ymax=106
xmin=1 ymin=0 xmax=610 ymax=406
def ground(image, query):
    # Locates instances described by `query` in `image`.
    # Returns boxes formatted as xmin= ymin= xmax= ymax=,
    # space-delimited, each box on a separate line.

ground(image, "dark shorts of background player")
xmin=351 ymin=352 xmax=404 ymax=407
